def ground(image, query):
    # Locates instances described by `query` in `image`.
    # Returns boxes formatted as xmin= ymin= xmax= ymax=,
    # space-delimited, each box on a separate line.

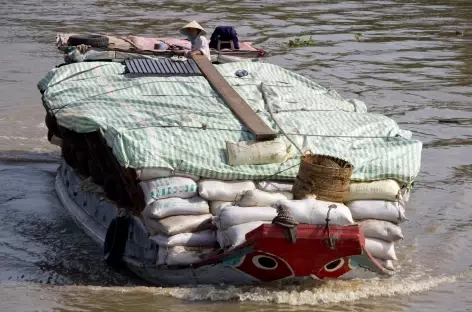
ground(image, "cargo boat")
xmin=56 ymin=29 xmax=265 ymax=64
xmin=39 ymin=51 xmax=422 ymax=285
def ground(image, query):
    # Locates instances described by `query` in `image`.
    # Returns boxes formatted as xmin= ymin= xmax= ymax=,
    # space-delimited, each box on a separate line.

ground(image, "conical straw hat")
xmin=180 ymin=20 xmax=206 ymax=36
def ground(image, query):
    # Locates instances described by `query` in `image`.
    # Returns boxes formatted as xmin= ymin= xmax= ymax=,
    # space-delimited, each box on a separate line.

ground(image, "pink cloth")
xmin=158 ymin=38 xmax=192 ymax=49
xmin=128 ymin=36 xmax=257 ymax=51
xmin=128 ymin=36 xmax=164 ymax=50
xmin=57 ymin=34 xmax=259 ymax=52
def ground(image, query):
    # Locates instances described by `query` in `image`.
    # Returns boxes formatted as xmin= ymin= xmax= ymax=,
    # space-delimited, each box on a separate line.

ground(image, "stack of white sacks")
xmin=203 ymin=180 xmax=293 ymax=248
xmin=345 ymin=179 xmax=408 ymax=272
xmin=139 ymin=168 xmax=407 ymax=272
xmin=139 ymin=170 xmax=217 ymax=266
xmin=207 ymin=180 xmax=354 ymax=249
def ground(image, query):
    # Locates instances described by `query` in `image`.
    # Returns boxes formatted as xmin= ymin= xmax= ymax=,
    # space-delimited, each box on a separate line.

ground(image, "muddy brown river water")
xmin=0 ymin=0 xmax=471 ymax=311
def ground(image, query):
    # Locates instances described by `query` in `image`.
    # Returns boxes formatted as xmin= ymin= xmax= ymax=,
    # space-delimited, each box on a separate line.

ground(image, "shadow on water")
xmin=0 ymin=160 xmax=143 ymax=288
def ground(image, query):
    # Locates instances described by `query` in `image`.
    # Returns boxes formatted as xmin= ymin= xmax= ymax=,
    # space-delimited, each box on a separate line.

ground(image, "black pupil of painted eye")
xmin=258 ymin=256 xmax=277 ymax=269
xmin=326 ymin=259 xmax=342 ymax=270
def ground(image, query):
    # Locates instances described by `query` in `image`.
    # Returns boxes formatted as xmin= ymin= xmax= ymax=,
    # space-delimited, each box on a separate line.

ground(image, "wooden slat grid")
xmin=124 ymin=58 xmax=201 ymax=76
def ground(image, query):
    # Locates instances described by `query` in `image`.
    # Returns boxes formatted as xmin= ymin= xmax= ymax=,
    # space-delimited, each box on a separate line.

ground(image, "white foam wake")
xmin=76 ymin=274 xmax=458 ymax=306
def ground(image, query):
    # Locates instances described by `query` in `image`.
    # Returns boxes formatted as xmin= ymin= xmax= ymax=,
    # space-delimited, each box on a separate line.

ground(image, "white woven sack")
xmin=145 ymin=214 xmax=213 ymax=236
xmin=213 ymin=206 xmax=277 ymax=230
xmin=216 ymin=221 xmax=269 ymax=248
xmin=235 ymin=189 xmax=293 ymax=207
xmin=346 ymin=180 xmax=402 ymax=202
xmin=256 ymin=181 xmax=293 ymax=193
xmin=143 ymin=196 xmax=209 ymax=219
xmin=157 ymin=246 xmax=216 ymax=266
xmin=365 ymin=237 xmax=397 ymax=260
xmin=209 ymin=201 xmax=232 ymax=216
xmin=275 ymin=199 xmax=354 ymax=225
xmin=347 ymin=200 xmax=407 ymax=223
xmin=198 ymin=179 xmax=255 ymax=201
xmin=150 ymin=230 xmax=217 ymax=247
xmin=140 ymin=176 xmax=198 ymax=205
xmin=359 ymin=219 xmax=403 ymax=242
xmin=136 ymin=167 xmax=200 ymax=182
xmin=226 ymin=137 xmax=292 ymax=166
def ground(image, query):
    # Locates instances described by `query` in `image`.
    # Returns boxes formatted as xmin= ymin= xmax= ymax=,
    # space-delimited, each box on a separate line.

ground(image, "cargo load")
xmin=40 ymin=57 xmax=422 ymax=285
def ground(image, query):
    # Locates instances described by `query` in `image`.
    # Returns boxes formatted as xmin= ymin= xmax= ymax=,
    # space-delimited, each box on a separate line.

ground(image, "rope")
xmin=119 ymin=124 xmax=398 ymax=139
xmin=170 ymin=160 xmax=184 ymax=174
xmin=324 ymin=204 xmax=337 ymax=250
xmin=264 ymin=82 xmax=304 ymax=156
xmin=232 ymin=190 xmax=248 ymax=205
xmin=272 ymin=204 xmax=299 ymax=244
xmin=273 ymin=205 xmax=299 ymax=227
xmin=50 ymin=110 xmax=400 ymax=141
xmin=261 ymin=163 xmax=298 ymax=180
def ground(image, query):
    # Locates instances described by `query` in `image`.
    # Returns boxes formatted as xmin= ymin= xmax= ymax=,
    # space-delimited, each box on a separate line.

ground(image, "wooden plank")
xmin=192 ymin=54 xmax=276 ymax=141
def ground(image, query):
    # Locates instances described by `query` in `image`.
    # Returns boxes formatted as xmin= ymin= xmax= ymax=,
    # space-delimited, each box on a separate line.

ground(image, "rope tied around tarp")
xmin=272 ymin=204 xmax=299 ymax=244
xmin=325 ymin=204 xmax=337 ymax=250
xmin=232 ymin=190 xmax=246 ymax=206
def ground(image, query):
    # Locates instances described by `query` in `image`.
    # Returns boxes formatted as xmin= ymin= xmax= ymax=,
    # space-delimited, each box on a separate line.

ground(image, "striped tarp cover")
xmin=38 ymin=61 xmax=422 ymax=184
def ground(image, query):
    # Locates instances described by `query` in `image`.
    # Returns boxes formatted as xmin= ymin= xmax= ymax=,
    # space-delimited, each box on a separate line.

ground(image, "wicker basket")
xmin=292 ymin=154 xmax=353 ymax=202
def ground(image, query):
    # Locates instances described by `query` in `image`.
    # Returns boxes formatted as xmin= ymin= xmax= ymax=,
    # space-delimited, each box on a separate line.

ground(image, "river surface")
xmin=0 ymin=0 xmax=471 ymax=311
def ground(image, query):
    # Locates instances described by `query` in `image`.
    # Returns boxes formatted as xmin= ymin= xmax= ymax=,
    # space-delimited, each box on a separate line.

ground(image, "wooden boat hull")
xmin=55 ymin=159 xmax=391 ymax=286
xmin=56 ymin=33 xmax=266 ymax=64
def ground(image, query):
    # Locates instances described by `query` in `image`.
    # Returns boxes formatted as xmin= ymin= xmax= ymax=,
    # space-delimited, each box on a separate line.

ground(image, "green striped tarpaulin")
xmin=38 ymin=61 xmax=422 ymax=184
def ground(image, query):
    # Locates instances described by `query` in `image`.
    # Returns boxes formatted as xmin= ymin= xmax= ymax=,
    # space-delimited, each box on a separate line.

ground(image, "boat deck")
xmin=56 ymin=33 xmax=264 ymax=60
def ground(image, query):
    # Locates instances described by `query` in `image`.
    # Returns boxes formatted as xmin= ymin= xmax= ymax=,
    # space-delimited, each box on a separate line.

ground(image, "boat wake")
xmin=34 ymin=273 xmax=460 ymax=307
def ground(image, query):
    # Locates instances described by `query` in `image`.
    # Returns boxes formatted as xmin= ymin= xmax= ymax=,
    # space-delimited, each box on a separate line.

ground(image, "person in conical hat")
xmin=172 ymin=21 xmax=211 ymax=61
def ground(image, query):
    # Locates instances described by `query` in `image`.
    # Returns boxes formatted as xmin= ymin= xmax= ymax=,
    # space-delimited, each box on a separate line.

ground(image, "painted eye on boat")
xmin=252 ymin=255 xmax=278 ymax=270
xmin=324 ymin=258 xmax=345 ymax=272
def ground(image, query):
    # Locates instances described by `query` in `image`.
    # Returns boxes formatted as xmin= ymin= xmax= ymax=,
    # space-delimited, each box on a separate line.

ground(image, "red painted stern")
xmin=232 ymin=224 xmax=370 ymax=280
xmin=193 ymin=223 xmax=391 ymax=283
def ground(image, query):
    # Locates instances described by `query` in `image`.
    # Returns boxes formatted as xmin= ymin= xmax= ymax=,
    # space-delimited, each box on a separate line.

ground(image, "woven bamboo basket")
xmin=292 ymin=154 xmax=353 ymax=202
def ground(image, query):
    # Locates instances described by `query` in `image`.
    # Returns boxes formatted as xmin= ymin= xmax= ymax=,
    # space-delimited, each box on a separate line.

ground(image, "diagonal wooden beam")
xmin=192 ymin=54 xmax=277 ymax=141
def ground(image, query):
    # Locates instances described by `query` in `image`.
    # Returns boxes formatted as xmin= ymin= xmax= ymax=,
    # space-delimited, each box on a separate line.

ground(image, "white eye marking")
xmin=252 ymin=255 xmax=278 ymax=270
xmin=324 ymin=258 xmax=345 ymax=272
